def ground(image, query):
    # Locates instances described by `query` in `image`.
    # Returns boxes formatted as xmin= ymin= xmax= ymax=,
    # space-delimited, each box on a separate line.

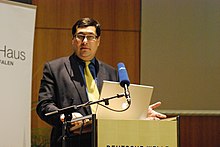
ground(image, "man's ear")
xmin=97 ymin=36 xmax=101 ymax=46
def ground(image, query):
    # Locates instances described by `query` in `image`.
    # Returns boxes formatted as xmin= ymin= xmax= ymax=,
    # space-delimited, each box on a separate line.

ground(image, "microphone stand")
xmin=45 ymin=93 xmax=125 ymax=147
xmin=124 ymin=84 xmax=131 ymax=104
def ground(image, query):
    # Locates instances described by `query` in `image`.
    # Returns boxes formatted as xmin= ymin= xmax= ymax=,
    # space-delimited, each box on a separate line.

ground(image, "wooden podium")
xmin=67 ymin=115 xmax=179 ymax=147
xmin=91 ymin=115 xmax=179 ymax=147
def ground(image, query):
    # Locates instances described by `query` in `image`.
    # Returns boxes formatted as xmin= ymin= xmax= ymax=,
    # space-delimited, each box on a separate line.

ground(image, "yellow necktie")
xmin=84 ymin=61 xmax=100 ymax=114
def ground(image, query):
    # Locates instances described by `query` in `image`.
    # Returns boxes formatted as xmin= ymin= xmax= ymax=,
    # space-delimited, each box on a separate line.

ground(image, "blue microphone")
xmin=117 ymin=62 xmax=130 ymax=87
xmin=117 ymin=62 xmax=131 ymax=104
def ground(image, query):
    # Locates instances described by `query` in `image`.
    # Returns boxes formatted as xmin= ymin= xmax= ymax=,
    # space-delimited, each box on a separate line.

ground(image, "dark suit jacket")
xmin=36 ymin=54 xmax=118 ymax=147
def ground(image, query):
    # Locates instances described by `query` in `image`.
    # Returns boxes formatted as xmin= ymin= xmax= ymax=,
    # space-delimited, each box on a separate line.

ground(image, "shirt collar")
xmin=73 ymin=54 xmax=98 ymax=74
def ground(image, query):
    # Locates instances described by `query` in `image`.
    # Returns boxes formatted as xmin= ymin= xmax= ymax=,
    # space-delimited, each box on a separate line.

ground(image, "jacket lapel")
xmin=96 ymin=61 xmax=105 ymax=92
xmin=64 ymin=55 xmax=91 ymax=114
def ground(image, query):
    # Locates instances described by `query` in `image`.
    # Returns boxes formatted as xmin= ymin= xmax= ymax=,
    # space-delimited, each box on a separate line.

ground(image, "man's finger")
xmin=149 ymin=101 xmax=161 ymax=109
xmin=156 ymin=112 xmax=167 ymax=118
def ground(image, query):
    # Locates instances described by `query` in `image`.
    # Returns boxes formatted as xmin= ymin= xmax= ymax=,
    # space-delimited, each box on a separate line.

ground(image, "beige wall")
xmin=141 ymin=0 xmax=220 ymax=113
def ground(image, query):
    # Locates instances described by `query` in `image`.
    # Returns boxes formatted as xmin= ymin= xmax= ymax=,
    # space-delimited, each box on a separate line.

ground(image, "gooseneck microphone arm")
xmin=45 ymin=93 xmax=125 ymax=117
xmin=124 ymin=83 xmax=131 ymax=104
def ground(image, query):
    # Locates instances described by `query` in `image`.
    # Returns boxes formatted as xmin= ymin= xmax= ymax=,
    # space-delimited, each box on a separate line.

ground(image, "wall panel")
xmin=97 ymin=31 xmax=140 ymax=84
xmin=180 ymin=116 xmax=220 ymax=147
xmin=33 ymin=0 xmax=59 ymax=28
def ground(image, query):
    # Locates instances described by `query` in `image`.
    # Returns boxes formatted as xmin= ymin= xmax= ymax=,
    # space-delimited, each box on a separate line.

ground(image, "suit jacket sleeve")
xmin=36 ymin=62 xmax=62 ymax=127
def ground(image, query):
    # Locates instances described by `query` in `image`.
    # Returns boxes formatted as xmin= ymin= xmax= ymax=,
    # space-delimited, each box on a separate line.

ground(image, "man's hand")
xmin=146 ymin=101 xmax=167 ymax=120
xmin=60 ymin=112 xmax=91 ymax=134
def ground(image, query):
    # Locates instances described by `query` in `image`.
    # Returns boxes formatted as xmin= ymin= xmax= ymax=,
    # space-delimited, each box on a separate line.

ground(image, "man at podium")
xmin=36 ymin=17 xmax=166 ymax=147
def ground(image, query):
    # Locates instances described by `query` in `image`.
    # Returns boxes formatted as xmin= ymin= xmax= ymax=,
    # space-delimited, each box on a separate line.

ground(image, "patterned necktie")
xmin=84 ymin=61 xmax=99 ymax=114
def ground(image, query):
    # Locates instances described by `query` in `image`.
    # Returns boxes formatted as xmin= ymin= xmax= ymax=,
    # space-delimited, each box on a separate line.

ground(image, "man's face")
xmin=72 ymin=26 xmax=100 ymax=61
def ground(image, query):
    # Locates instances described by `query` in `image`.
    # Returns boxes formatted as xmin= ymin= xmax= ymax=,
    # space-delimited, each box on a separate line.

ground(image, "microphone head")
xmin=117 ymin=62 xmax=130 ymax=87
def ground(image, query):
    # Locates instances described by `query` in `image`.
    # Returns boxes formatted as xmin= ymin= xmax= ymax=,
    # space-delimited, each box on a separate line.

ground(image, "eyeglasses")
xmin=75 ymin=34 xmax=98 ymax=42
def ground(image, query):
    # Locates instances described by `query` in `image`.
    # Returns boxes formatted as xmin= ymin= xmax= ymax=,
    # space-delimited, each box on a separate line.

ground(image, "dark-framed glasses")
xmin=75 ymin=34 xmax=98 ymax=42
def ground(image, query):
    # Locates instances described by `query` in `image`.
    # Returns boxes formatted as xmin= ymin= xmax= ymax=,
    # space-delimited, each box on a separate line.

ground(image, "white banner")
xmin=0 ymin=1 xmax=36 ymax=146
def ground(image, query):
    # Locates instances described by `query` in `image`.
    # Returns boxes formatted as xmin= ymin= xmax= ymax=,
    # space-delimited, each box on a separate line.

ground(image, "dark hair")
xmin=72 ymin=18 xmax=101 ymax=37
